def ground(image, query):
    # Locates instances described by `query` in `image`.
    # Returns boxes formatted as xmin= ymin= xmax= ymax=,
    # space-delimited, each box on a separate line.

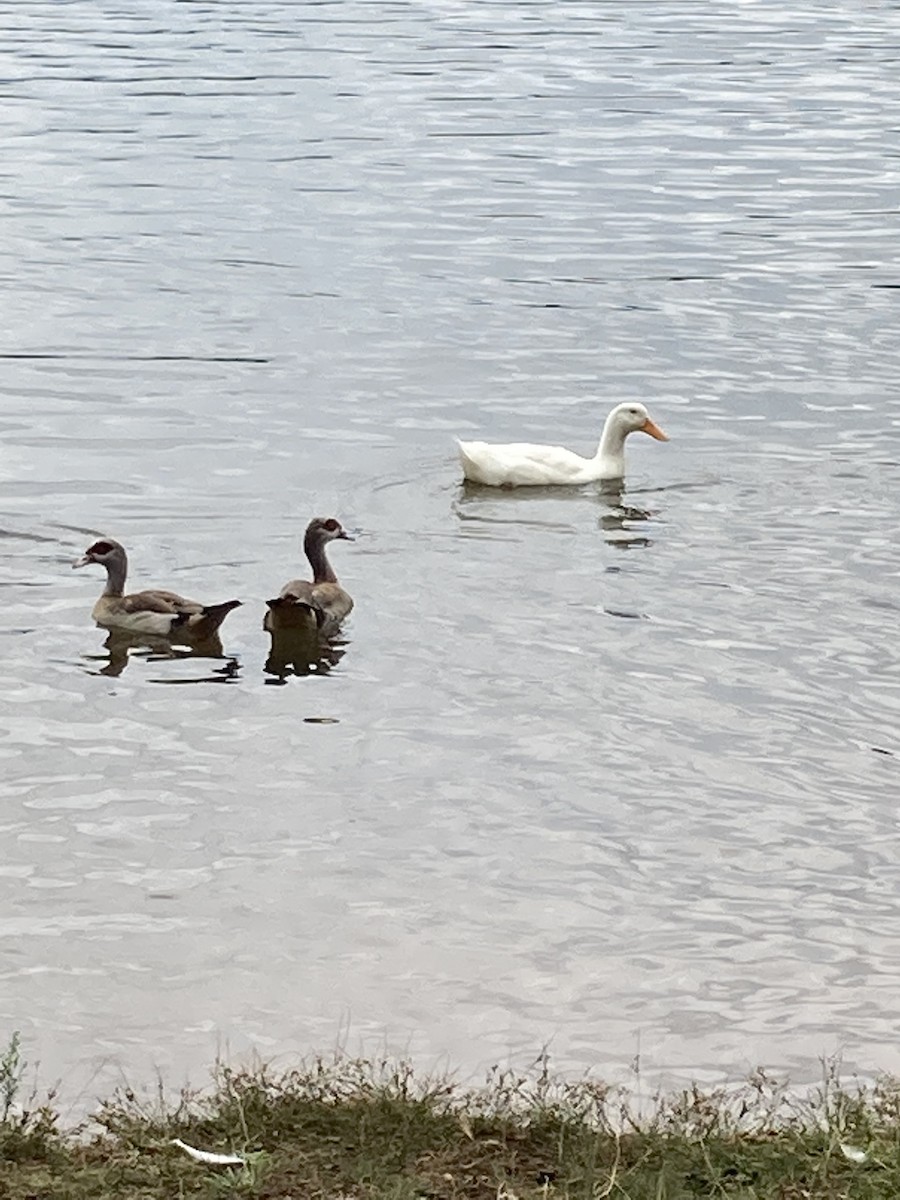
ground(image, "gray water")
xmin=1 ymin=0 xmax=899 ymax=1108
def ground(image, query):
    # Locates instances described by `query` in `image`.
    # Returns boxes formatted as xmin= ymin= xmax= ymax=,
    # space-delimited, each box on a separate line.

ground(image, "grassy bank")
xmin=2 ymin=1039 xmax=900 ymax=1198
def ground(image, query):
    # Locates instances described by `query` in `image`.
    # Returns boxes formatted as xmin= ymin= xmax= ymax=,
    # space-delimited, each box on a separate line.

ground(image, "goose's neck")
xmin=103 ymin=553 xmax=127 ymax=597
xmin=305 ymin=533 xmax=337 ymax=584
xmin=595 ymin=415 xmax=628 ymax=471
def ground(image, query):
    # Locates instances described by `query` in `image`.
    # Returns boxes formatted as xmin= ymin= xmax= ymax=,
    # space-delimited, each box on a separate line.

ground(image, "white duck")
xmin=456 ymin=401 xmax=668 ymax=487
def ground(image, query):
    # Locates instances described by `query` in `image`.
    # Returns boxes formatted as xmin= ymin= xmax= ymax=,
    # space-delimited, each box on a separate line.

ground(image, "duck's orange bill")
xmin=641 ymin=418 xmax=669 ymax=442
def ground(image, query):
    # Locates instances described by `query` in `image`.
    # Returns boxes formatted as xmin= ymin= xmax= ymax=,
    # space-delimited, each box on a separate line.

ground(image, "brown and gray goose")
xmin=73 ymin=537 xmax=241 ymax=639
xmin=264 ymin=516 xmax=354 ymax=636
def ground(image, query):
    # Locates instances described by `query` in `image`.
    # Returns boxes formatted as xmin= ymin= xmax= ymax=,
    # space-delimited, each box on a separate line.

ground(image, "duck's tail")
xmin=456 ymin=438 xmax=488 ymax=483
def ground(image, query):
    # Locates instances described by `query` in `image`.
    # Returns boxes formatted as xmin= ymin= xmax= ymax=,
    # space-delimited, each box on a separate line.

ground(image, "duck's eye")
xmin=324 ymin=519 xmax=339 ymax=532
xmin=89 ymin=540 xmax=114 ymax=555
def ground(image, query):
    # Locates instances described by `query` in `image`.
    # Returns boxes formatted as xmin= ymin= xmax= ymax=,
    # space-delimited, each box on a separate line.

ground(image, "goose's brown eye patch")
xmin=324 ymin=519 xmax=339 ymax=532
xmin=89 ymin=540 xmax=114 ymax=556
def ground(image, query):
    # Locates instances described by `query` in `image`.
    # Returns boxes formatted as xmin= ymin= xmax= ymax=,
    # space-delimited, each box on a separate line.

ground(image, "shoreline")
xmin=2 ymin=1037 xmax=898 ymax=1198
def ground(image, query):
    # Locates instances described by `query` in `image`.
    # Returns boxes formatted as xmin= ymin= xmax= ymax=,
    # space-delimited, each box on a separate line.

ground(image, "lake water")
xmin=1 ymin=0 xmax=899 ymax=1110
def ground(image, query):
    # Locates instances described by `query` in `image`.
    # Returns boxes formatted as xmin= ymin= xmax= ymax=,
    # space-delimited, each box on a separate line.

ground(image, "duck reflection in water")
xmin=598 ymin=495 xmax=656 ymax=549
xmin=455 ymin=480 xmax=657 ymax=548
xmin=83 ymin=629 xmax=240 ymax=681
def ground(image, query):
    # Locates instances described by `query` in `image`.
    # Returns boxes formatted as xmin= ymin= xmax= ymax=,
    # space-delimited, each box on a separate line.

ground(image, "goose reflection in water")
xmin=82 ymin=629 xmax=241 ymax=682
xmin=263 ymin=627 xmax=348 ymax=684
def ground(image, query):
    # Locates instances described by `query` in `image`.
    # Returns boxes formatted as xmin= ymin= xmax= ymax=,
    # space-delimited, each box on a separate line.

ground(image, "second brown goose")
xmin=264 ymin=516 xmax=354 ymax=636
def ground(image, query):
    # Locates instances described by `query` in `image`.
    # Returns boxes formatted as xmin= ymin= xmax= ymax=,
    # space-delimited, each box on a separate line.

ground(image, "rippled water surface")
xmin=2 ymin=0 xmax=900 ymax=1104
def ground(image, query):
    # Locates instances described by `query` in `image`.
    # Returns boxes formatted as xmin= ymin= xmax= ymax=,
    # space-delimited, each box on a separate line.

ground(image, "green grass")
xmin=2 ymin=1038 xmax=900 ymax=1198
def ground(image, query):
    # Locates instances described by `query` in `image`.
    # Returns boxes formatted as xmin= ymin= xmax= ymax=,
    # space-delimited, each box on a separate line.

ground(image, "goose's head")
xmin=306 ymin=517 xmax=354 ymax=544
xmin=610 ymin=402 xmax=669 ymax=442
xmin=73 ymin=537 xmax=126 ymax=570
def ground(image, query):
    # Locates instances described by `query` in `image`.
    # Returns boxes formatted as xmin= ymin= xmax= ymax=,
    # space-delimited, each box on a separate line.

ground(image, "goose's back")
xmin=121 ymin=587 xmax=204 ymax=616
xmin=312 ymin=581 xmax=353 ymax=628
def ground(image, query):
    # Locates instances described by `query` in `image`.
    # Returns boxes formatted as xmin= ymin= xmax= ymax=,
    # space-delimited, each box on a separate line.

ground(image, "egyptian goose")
xmin=264 ymin=517 xmax=354 ymax=636
xmin=73 ymin=538 xmax=241 ymax=639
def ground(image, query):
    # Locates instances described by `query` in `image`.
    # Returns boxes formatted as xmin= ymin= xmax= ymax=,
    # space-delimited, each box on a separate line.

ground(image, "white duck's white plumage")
xmin=456 ymin=401 xmax=668 ymax=487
